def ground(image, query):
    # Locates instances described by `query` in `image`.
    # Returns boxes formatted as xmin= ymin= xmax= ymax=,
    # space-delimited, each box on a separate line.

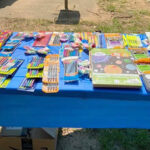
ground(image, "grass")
xmin=98 ymin=129 xmax=150 ymax=150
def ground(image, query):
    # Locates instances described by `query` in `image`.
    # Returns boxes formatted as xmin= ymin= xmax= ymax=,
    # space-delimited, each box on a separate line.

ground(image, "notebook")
xmin=90 ymin=48 xmax=142 ymax=88
xmin=104 ymin=33 xmax=124 ymax=49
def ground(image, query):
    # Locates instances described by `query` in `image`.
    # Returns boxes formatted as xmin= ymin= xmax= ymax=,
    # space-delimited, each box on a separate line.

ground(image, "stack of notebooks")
xmin=90 ymin=48 xmax=142 ymax=88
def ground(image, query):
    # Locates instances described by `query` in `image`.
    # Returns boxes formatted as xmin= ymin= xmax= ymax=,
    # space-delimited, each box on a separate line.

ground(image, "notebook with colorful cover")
xmin=123 ymin=34 xmax=143 ymax=48
xmin=104 ymin=33 xmax=124 ymax=49
xmin=90 ymin=48 xmax=142 ymax=88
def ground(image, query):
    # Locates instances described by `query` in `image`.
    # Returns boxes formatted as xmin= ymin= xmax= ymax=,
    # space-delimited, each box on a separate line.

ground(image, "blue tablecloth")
xmin=0 ymin=33 xmax=150 ymax=128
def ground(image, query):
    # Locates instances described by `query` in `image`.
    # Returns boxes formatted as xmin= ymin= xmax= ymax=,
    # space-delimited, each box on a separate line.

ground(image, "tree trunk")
xmin=65 ymin=0 xmax=68 ymax=10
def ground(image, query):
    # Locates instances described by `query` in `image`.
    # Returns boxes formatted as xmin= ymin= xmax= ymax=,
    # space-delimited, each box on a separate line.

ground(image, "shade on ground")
xmin=0 ymin=0 xmax=99 ymax=22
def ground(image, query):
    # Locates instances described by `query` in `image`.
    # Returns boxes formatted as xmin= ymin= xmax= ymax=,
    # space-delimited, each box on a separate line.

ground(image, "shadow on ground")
xmin=0 ymin=0 xmax=17 ymax=8
xmin=57 ymin=129 xmax=100 ymax=150
xmin=55 ymin=10 xmax=80 ymax=25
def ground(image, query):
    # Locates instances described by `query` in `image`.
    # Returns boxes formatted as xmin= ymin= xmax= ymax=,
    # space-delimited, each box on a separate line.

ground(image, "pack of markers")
xmin=0 ymin=57 xmax=24 ymax=88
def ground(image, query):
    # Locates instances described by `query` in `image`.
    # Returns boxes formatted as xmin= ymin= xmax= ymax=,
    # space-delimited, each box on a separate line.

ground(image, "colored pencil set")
xmin=48 ymin=33 xmax=61 ymax=46
xmin=42 ymin=54 xmax=59 ymax=93
xmin=0 ymin=57 xmax=24 ymax=88
xmin=26 ymin=56 xmax=44 ymax=78
xmin=18 ymin=78 xmax=36 ymax=92
xmin=27 ymin=56 xmax=44 ymax=69
xmin=63 ymin=44 xmax=79 ymax=58
xmin=62 ymin=56 xmax=79 ymax=82
xmin=78 ymin=32 xmax=99 ymax=47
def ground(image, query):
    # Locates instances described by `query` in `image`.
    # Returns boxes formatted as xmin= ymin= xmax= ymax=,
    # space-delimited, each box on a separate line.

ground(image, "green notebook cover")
xmin=91 ymin=48 xmax=142 ymax=88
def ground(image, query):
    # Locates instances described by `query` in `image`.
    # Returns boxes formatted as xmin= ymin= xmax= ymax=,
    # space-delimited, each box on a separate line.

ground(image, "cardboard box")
xmin=0 ymin=128 xmax=58 ymax=150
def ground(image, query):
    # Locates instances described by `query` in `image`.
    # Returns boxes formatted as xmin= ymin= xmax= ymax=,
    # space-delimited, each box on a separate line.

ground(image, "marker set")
xmin=0 ymin=57 xmax=24 ymax=88
xmin=42 ymin=54 xmax=59 ymax=93
xmin=0 ymin=31 xmax=12 ymax=49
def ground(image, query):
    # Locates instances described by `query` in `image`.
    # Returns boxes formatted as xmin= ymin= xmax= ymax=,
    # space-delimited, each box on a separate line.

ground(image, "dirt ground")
xmin=57 ymin=128 xmax=101 ymax=150
xmin=0 ymin=0 xmax=99 ymax=22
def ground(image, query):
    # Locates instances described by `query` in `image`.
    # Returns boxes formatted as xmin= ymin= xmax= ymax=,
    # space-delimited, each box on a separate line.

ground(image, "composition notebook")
xmin=90 ymin=48 xmax=142 ymax=88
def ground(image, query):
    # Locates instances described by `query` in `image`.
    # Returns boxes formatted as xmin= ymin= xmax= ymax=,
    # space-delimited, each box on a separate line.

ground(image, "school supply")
xmin=0 ymin=58 xmax=24 ymax=75
xmin=0 ymin=38 xmax=21 ymax=56
xmin=48 ymin=33 xmax=61 ymax=46
xmin=26 ymin=69 xmax=43 ymax=79
xmin=134 ymin=58 xmax=150 ymax=64
xmin=123 ymin=34 xmax=143 ymax=48
xmin=33 ymin=32 xmax=51 ymax=47
xmin=141 ymin=74 xmax=150 ymax=92
xmin=18 ymin=78 xmax=36 ymax=92
xmin=60 ymin=34 xmax=69 ymax=43
xmin=0 ymin=30 xmax=12 ymax=49
xmin=12 ymin=32 xmax=25 ymax=41
xmin=90 ymin=48 xmax=142 ymax=88
xmin=37 ymin=47 xmax=50 ymax=55
xmin=27 ymin=57 xmax=44 ymax=69
xmin=62 ymin=56 xmax=79 ymax=82
xmin=128 ymin=48 xmax=149 ymax=59
xmin=104 ymin=33 xmax=124 ymax=49
xmin=0 ymin=57 xmax=9 ymax=67
xmin=0 ymin=76 xmax=11 ymax=88
xmin=24 ymin=46 xmax=37 ymax=55
xmin=42 ymin=54 xmax=59 ymax=93
xmin=78 ymin=60 xmax=90 ymax=75
xmin=0 ymin=57 xmax=24 ymax=88
xmin=61 ymin=44 xmax=79 ymax=59
xmin=79 ymin=32 xmax=100 ymax=47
